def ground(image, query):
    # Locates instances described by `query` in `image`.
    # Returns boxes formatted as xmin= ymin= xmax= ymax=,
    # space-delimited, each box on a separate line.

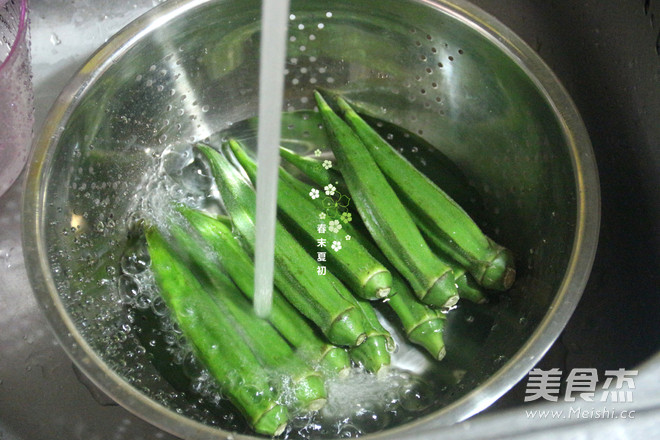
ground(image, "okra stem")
xmin=314 ymin=91 xmax=459 ymax=308
xmin=145 ymin=227 xmax=288 ymax=436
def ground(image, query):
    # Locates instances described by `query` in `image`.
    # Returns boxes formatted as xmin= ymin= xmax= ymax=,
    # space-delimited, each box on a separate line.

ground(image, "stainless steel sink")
xmin=0 ymin=0 xmax=658 ymax=438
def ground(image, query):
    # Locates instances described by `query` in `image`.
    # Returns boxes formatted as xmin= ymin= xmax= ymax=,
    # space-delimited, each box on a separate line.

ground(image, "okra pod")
xmin=336 ymin=96 xmax=515 ymax=291
xmin=168 ymin=221 xmax=328 ymax=410
xmin=228 ymin=138 xmax=392 ymax=300
xmin=177 ymin=206 xmax=351 ymax=376
xmin=344 ymin=221 xmax=448 ymax=360
xmin=348 ymin=298 xmax=394 ymax=373
xmin=280 ymin=147 xmax=485 ymax=304
xmin=386 ymin=275 xmax=447 ymax=360
xmin=314 ymin=91 xmax=459 ymax=308
xmin=145 ymin=227 xmax=288 ymax=436
xmin=197 ymin=143 xmax=368 ymax=347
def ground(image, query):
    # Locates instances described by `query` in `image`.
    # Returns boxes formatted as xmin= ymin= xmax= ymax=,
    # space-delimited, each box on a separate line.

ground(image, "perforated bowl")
xmin=23 ymin=0 xmax=599 ymax=438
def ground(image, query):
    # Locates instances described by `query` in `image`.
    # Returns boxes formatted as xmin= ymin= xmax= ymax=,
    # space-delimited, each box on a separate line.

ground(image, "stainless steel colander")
xmin=23 ymin=0 xmax=599 ymax=438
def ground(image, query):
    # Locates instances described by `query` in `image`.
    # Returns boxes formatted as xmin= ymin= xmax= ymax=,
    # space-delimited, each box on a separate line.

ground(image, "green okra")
xmin=228 ymin=138 xmax=392 ymax=301
xmin=197 ymin=143 xmax=368 ymax=347
xmin=177 ymin=206 xmax=351 ymax=376
xmin=335 ymin=96 xmax=515 ymax=291
xmin=387 ymin=275 xmax=447 ymax=360
xmin=228 ymin=142 xmax=396 ymax=370
xmin=145 ymin=227 xmax=288 ymax=436
xmin=358 ymin=111 xmax=484 ymax=216
xmin=314 ymin=91 xmax=459 ymax=308
xmin=348 ymin=298 xmax=394 ymax=373
xmin=167 ymin=220 xmax=328 ymax=412
xmin=280 ymin=146 xmax=485 ymax=305
xmin=344 ymin=221 xmax=448 ymax=360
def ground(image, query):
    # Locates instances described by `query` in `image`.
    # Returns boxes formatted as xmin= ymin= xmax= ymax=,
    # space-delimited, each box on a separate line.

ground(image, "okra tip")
xmin=253 ymin=404 xmax=288 ymax=437
xmin=408 ymin=319 xmax=447 ymax=361
xmin=335 ymin=95 xmax=355 ymax=116
xmin=319 ymin=346 xmax=352 ymax=377
xmin=349 ymin=335 xmax=392 ymax=374
xmin=293 ymin=372 xmax=328 ymax=412
xmin=326 ymin=306 xmax=368 ymax=347
xmin=364 ymin=269 xmax=393 ymax=300
xmin=420 ymin=270 xmax=460 ymax=309
xmin=479 ymin=246 xmax=516 ymax=291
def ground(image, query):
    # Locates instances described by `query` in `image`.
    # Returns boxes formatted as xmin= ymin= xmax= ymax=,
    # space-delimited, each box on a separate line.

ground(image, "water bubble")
xmin=151 ymin=296 xmax=169 ymax=317
xmin=337 ymin=423 xmax=361 ymax=438
xmin=398 ymin=379 xmax=434 ymax=412
xmin=134 ymin=294 xmax=152 ymax=311
xmin=353 ymin=409 xmax=390 ymax=432
xmin=120 ymin=249 xmax=150 ymax=275
xmin=183 ymin=352 xmax=204 ymax=379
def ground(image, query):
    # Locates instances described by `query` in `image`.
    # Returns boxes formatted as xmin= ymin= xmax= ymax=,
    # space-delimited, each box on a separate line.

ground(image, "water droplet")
xmin=493 ymin=355 xmax=507 ymax=366
xmin=50 ymin=33 xmax=62 ymax=46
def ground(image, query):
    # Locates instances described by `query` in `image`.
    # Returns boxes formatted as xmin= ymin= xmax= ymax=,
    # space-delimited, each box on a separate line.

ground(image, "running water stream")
xmin=253 ymin=0 xmax=291 ymax=318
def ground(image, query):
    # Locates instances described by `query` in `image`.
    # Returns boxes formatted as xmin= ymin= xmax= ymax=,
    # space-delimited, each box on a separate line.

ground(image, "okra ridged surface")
xmin=228 ymin=138 xmax=392 ymax=301
xmin=167 ymin=220 xmax=330 ymax=413
xmin=197 ymin=143 xmax=368 ymax=348
xmin=313 ymin=92 xmax=459 ymax=308
xmin=280 ymin=146 xmax=488 ymax=305
xmin=145 ymin=227 xmax=289 ymax=436
xmin=178 ymin=206 xmax=352 ymax=376
xmin=336 ymin=96 xmax=516 ymax=292
xmin=279 ymin=146 xmax=451 ymax=359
